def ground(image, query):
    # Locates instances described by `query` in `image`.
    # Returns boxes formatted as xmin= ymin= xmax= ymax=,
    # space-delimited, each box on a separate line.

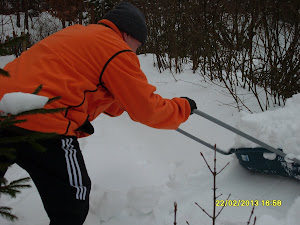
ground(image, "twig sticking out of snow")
xmin=196 ymin=145 xmax=230 ymax=225
xmin=247 ymin=205 xmax=257 ymax=225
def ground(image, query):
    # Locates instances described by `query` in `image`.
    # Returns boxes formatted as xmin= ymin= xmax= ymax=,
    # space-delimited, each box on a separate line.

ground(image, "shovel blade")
xmin=233 ymin=148 xmax=300 ymax=181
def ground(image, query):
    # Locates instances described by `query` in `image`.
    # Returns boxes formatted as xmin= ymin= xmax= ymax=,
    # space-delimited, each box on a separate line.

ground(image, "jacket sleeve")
xmin=104 ymin=101 xmax=124 ymax=117
xmin=101 ymin=51 xmax=191 ymax=129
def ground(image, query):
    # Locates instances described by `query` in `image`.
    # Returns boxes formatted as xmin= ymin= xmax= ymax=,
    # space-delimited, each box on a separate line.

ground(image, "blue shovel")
xmin=177 ymin=109 xmax=300 ymax=181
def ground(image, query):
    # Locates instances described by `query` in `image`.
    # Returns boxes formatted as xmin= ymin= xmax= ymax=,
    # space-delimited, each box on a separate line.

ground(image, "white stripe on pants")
xmin=62 ymin=138 xmax=87 ymax=200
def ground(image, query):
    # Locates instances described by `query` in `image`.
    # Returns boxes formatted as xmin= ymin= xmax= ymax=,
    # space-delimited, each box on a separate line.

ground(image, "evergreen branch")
xmin=0 ymin=147 xmax=16 ymax=160
xmin=47 ymin=96 xmax=62 ymax=104
xmin=0 ymin=36 xmax=27 ymax=49
xmin=0 ymin=48 xmax=8 ymax=56
xmin=0 ymin=163 xmax=14 ymax=172
xmin=28 ymin=141 xmax=47 ymax=152
xmin=0 ymin=119 xmax=28 ymax=128
xmin=0 ymin=116 xmax=17 ymax=121
xmin=0 ymin=132 xmax=59 ymax=145
xmin=9 ymin=177 xmax=31 ymax=187
xmin=32 ymin=84 xmax=43 ymax=95
xmin=0 ymin=78 xmax=64 ymax=222
xmin=16 ymin=107 xmax=66 ymax=116
xmin=1 ymin=108 xmax=66 ymax=121
xmin=0 ymin=177 xmax=7 ymax=186
xmin=0 ymin=136 xmax=29 ymax=145
xmin=0 ymin=69 xmax=10 ymax=77
xmin=0 ymin=186 xmax=21 ymax=198
xmin=0 ymin=177 xmax=31 ymax=198
xmin=0 ymin=207 xmax=18 ymax=221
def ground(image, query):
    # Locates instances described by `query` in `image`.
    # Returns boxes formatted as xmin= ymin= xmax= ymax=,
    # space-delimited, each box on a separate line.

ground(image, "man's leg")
xmin=16 ymin=136 xmax=91 ymax=225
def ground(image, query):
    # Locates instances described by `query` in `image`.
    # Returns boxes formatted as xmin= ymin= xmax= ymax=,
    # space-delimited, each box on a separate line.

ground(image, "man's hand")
xmin=181 ymin=97 xmax=197 ymax=114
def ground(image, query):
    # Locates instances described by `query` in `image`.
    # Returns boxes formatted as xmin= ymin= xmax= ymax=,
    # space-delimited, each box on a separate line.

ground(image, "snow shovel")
xmin=177 ymin=109 xmax=300 ymax=181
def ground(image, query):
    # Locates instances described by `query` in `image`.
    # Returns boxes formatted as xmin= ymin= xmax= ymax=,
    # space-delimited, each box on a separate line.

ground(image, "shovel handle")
xmin=191 ymin=109 xmax=300 ymax=165
xmin=176 ymin=128 xmax=232 ymax=155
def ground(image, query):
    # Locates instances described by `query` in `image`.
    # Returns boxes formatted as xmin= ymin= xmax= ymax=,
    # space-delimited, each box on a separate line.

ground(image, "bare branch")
xmin=195 ymin=202 xmax=212 ymax=219
xmin=216 ymin=193 xmax=223 ymax=199
xmin=200 ymin=152 xmax=213 ymax=174
xmin=247 ymin=205 xmax=256 ymax=225
xmin=216 ymin=194 xmax=231 ymax=218
xmin=217 ymin=162 xmax=230 ymax=175
xmin=253 ymin=216 xmax=257 ymax=225
xmin=174 ymin=202 xmax=177 ymax=225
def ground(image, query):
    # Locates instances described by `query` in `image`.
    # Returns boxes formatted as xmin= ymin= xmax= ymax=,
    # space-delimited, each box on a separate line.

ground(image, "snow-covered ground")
xmin=1 ymin=54 xmax=300 ymax=225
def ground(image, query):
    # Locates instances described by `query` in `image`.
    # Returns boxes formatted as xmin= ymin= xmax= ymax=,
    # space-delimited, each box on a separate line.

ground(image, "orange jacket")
xmin=0 ymin=19 xmax=191 ymax=138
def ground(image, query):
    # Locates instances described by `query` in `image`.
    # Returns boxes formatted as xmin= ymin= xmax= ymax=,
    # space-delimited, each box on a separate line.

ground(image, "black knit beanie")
xmin=103 ymin=1 xmax=147 ymax=45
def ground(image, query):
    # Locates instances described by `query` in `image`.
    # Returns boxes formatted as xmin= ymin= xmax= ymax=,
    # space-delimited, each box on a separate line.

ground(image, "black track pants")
xmin=0 ymin=127 xmax=91 ymax=225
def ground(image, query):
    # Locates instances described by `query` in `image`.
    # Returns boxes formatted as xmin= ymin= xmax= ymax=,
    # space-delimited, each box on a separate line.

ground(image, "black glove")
xmin=181 ymin=97 xmax=197 ymax=114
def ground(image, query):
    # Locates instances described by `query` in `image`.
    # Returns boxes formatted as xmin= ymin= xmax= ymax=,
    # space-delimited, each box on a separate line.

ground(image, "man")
xmin=0 ymin=2 xmax=197 ymax=225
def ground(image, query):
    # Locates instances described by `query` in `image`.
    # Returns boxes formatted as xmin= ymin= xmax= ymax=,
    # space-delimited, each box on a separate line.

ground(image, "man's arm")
xmin=101 ymin=51 xmax=191 ymax=129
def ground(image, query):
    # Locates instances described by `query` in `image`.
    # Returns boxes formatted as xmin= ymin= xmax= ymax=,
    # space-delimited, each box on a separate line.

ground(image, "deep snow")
xmin=1 ymin=54 xmax=300 ymax=225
